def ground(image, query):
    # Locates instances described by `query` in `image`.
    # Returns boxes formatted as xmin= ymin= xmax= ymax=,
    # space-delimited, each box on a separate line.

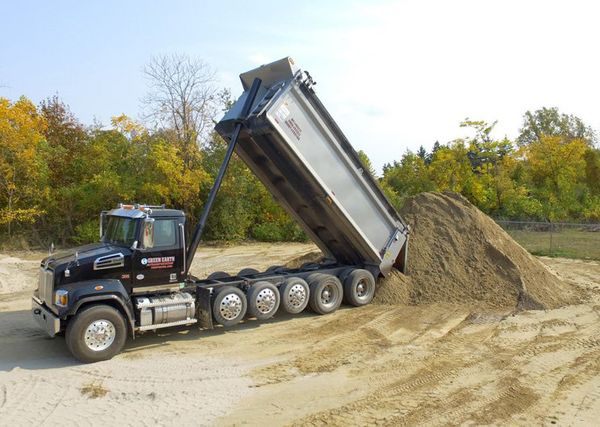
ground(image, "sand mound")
xmin=374 ymin=192 xmax=579 ymax=309
xmin=285 ymin=251 xmax=324 ymax=269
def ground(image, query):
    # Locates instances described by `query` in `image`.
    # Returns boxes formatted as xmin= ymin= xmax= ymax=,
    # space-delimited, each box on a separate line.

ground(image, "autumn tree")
xmin=382 ymin=152 xmax=434 ymax=203
xmin=523 ymin=135 xmax=589 ymax=220
xmin=0 ymin=97 xmax=47 ymax=238
xmin=357 ymin=150 xmax=377 ymax=177
xmin=517 ymin=107 xmax=596 ymax=146
xmin=39 ymin=96 xmax=89 ymax=243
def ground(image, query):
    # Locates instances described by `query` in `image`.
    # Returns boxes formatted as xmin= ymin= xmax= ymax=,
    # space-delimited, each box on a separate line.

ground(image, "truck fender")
xmin=62 ymin=280 xmax=136 ymax=338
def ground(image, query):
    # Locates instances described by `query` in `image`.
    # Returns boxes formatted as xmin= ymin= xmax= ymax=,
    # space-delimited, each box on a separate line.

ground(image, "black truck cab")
xmin=40 ymin=204 xmax=186 ymax=293
xmin=32 ymin=205 xmax=189 ymax=356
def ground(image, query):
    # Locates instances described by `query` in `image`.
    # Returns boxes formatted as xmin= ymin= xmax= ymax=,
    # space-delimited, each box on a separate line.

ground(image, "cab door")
xmin=132 ymin=217 xmax=184 ymax=287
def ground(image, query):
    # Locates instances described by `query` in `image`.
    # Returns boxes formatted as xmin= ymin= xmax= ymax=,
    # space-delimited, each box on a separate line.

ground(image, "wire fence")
xmin=494 ymin=220 xmax=600 ymax=260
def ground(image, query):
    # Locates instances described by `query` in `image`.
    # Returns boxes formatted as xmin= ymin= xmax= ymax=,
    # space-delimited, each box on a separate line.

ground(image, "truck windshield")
xmin=103 ymin=216 xmax=137 ymax=246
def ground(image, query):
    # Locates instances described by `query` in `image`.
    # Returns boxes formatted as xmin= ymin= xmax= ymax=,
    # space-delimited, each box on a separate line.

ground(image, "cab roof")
xmin=108 ymin=206 xmax=184 ymax=219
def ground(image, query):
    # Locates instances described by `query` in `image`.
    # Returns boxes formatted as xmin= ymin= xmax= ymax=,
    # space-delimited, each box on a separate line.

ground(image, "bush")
xmin=73 ymin=220 xmax=99 ymax=245
xmin=252 ymin=222 xmax=284 ymax=242
xmin=252 ymin=221 xmax=307 ymax=242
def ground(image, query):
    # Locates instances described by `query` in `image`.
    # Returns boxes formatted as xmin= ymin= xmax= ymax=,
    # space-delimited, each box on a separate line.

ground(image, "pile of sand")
xmin=374 ymin=192 xmax=579 ymax=309
xmin=287 ymin=192 xmax=579 ymax=310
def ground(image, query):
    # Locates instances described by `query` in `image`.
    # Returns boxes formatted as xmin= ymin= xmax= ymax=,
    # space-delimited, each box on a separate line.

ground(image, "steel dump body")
xmin=216 ymin=58 xmax=408 ymax=276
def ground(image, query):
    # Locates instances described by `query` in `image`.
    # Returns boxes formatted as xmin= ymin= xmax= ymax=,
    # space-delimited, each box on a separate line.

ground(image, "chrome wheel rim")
xmin=220 ymin=293 xmax=242 ymax=320
xmin=288 ymin=284 xmax=307 ymax=308
xmin=356 ymin=279 xmax=368 ymax=298
xmin=320 ymin=284 xmax=337 ymax=307
xmin=255 ymin=288 xmax=277 ymax=314
xmin=84 ymin=319 xmax=116 ymax=352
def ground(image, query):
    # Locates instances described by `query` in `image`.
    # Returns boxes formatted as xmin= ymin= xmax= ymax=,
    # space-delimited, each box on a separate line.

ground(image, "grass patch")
xmin=505 ymin=229 xmax=600 ymax=260
xmin=80 ymin=381 xmax=109 ymax=399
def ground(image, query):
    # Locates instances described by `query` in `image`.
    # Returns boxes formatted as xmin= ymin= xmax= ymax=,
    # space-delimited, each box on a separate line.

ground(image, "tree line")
xmin=1 ymin=54 xmax=599 ymax=249
xmin=379 ymin=111 xmax=599 ymax=222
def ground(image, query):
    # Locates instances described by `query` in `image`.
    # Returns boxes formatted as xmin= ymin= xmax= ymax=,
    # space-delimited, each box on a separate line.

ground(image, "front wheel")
xmin=66 ymin=305 xmax=127 ymax=363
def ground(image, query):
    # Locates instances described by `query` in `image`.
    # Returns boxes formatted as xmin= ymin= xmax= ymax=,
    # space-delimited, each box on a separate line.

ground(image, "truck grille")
xmin=38 ymin=267 xmax=54 ymax=303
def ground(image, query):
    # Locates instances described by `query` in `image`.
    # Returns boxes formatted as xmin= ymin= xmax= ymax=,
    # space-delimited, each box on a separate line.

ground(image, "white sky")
xmin=2 ymin=0 xmax=599 ymax=173
xmin=236 ymin=0 xmax=600 ymax=171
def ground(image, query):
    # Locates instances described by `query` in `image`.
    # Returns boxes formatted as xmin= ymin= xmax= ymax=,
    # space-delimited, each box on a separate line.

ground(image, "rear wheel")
xmin=66 ymin=305 xmax=127 ymax=363
xmin=308 ymin=274 xmax=343 ymax=315
xmin=237 ymin=268 xmax=259 ymax=277
xmin=306 ymin=272 xmax=324 ymax=285
xmin=279 ymin=277 xmax=310 ymax=314
xmin=247 ymin=281 xmax=280 ymax=320
xmin=213 ymin=286 xmax=247 ymax=327
xmin=343 ymin=269 xmax=376 ymax=306
xmin=207 ymin=271 xmax=230 ymax=280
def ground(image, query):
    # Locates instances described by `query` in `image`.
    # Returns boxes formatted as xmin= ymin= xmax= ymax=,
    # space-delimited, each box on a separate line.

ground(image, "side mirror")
xmin=99 ymin=211 xmax=108 ymax=240
xmin=131 ymin=240 xmax=138 ymax=250
xmin=141 ymin=217 xmax=155 ymax=249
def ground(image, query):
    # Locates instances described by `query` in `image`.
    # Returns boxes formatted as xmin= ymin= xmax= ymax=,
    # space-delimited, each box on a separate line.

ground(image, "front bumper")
xmin=31 ymin=297 xmax=60 ymax=337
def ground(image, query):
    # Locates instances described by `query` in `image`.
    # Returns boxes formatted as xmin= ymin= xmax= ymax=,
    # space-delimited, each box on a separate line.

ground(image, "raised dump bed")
xmin=216 ymin=57 xmax=409 ymax=276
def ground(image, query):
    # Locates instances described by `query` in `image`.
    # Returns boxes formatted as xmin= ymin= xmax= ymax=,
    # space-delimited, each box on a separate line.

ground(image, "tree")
xmin=382 ymin=152 xmax=434 ymax=201
xmin=39 ymin=96 xmax=89 ymax=243
xmin=517 ymin=107 xmax=596 ymax=146
xmin=142 ymin=53 xmax=218 ymax=169
xmin=428 ymin=141 xmax=474 ymax=194
xmin=584 ymin=148 xmax=600 ymax=196
xmin=523 ymin=135 xmax=588 ymax=220
xmin=416 ymin=145 xmax=427 ymax=162
xmin=461 ymin=119 xmax=511 ymax=169
xmin=357 ymin=150 xmax=376 ymax=176
xmin=0 ymin=97 xmax=48 ymax=237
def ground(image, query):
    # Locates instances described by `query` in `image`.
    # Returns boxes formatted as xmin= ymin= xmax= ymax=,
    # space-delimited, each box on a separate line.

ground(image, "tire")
xmin=212 ymin=286 xmax=247 ymax=327
xmin=66 ymin=304 xmax=127 ymax=363
xmin=308 ymin=274 xmax=343 ymax=315
xmin=343 ymin=269 xmax=376 ymax=306
xmin=237 ymin=268 xmax=259 ymax=277
xmin=300 ymin=262 xmax=320 ymax=271
xmin=306 ymin=272 xmax=324 ymax=285
xmin=265 ymin=265 xmax=284 ymax=274
xmin=246 ymin=281 xmax=280 ymax=320
xmin=338 ymin=267 xmax=355 ymax=284
xmin=279 ymin=277 xmax=310 ymax=314
xmin=207 ymin=271 xmax=230 ymax=280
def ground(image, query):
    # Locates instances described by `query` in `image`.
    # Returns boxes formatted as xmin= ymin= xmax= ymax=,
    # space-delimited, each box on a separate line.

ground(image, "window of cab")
xmin=142 ymin=219 xmax=177 ymax=249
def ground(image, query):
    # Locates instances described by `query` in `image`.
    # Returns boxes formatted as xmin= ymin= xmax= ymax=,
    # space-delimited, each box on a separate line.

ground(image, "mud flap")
xmin=393 ymin=235 xmax=409 ymax=274
xmin=196 ymin=287 xmax=214 ymax=329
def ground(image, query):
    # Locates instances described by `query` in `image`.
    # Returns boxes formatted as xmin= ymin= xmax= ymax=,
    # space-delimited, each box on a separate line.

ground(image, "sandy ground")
xmin=0 ymin=243 xmax=598 ymax=426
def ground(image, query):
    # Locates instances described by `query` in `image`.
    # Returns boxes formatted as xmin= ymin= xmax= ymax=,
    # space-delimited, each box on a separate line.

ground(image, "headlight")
xmin=54 ymin=289 xmax=69 ymax=307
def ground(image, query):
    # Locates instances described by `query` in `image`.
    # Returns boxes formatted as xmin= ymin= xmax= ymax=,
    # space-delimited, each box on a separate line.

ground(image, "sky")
xmin=1 ymin=0 xmax=599 ymax=172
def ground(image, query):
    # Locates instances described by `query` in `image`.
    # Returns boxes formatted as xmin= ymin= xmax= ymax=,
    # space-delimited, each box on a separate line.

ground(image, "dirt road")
xmin=0 ymin=243 xmax=598 ymax=426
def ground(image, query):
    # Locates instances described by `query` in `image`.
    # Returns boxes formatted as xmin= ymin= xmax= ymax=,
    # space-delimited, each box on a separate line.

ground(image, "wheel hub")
xmin=356 ymin=280 xmax=367 ymax=297
xmin=321 ymin=286 xmax=333 ymax=304
xmin=220 ymin=294 xmax=242 ymax=320
xmin=288 ymin=284 xmax=306 ymax=307
xmin=256 ymin=288 xmax=276 ymax=313
xmin=84 ymin=319 xmax=116 ymax=352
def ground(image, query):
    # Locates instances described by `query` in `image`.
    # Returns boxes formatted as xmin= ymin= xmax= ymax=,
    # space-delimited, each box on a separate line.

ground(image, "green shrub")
xmin=73 ymin=220 xmax=99 ymax=245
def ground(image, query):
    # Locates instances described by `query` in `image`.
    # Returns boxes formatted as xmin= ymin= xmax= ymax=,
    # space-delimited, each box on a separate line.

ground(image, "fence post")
xmin=549 ymin=220 xmax=553 ymax=256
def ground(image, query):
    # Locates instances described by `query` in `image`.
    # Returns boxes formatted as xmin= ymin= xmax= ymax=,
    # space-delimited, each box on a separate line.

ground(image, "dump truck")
xmin=31 ymin=57 xmax=409 ymax=362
